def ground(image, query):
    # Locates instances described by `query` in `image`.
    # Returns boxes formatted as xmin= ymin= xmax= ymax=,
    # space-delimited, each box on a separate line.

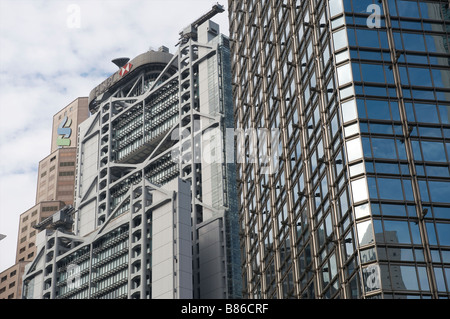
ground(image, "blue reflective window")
xmin=416 ymin=164 xmax=425 ymax=176
xmin=426 ymin=222 xmax=437 ymax=245
xmin=391 ymin=102 xmax=401 ymax=121
xmin=417 ymin=267 xmax=430 ymax=291
xmin=360 ymin=122 xmax=369 ymax=133
xmin=365 ymin=161 xmax=374 ymax=174
xmin=388 ymin=1 xmax=396 ymax=15
xmin=400 ymin=20 xmax=421 ymax=30
xmin=421 ymin=141 xmax=447 ymax=162
xmin=408 ymin=67 xmax=432 ymax=86
xmin=411 ymin=221 xmax=422 ymax=244
xmin=403 ymin=179 xmax=414 ymax=201
xmin=346 ymin=28 xmax=356 ymax=46
xmin=399 ymin=67 xmax=409 ymax=85
xmin=356 ymin=29 xmax=377 ymax=48
xmin=352 ymin=63 xmax=361 ymax=81
xmin=377 ymin=178 xmax=403 ymax=200
xmin=432 ymin=69 xmax=450 ymax=89
xmin=366 ymin=100 xmax=391 ymax=120
xmin=414 ymin=104 xmax=440 ymax=124
xmin=411 ymin=141 xmax=422 ymax=161
xmin=428 ymin=181 xmax=450 ymax=203
xmin=418 ymin=127 xmax=442 ymax=138
xmin=419 ymin=2 xmax=445 ymax=20
xmin=357 ymin=99 xmax=367 ymax=118
xmin=376 ymin=162 xmax=399 ymax=175
xmin=396 ymin=0 xmax=420 ymax=18
xmin=364 ymin=86 xmax=387 ymax=96
xmin=370 ymin=123 xmax=393 ymax=135
xmin=379 ymin=32 xmax=389 ymax=49
xmin=383 ymin=220 xmax=412 ymax=244
xmin=371 ymin=203 xmax=381 ymax=215
xmin=436 ymin=223 xmax=450 ymax=246
xmin=412 ymin=89 xmax=435 ymax=100
xmin=402 ymin=33 xmax=426 ymax=52
xmin=367 ymin=177 xmax=378 ymax=199
xmin=362 ymin=137 xmax=372 ymax=157
xmin=405 ymin=103 xmax=416 ymax=122
xmin=405 ymin=54 xmax=428 ymax=64
xmin=393 ymin=32 xmax=403 ymax=50
xmin=371 ymin=138 xmax=397 ymax=159
xmin=418 ymin=180 xmax=430 ymax=202
xmin=373 ymin=218 xmax=383 ymax=237
xmin=433 ymin=207 xmax=450 ymax=219
xmin=360 ymin=64 xmax=386 ymax=83
xmin=396 ymin=139 xmax=407 ymax=160
xmin=425 ymin=34 xmax=438 ymax=53
xmin=400 ymin=163 xmax=410 ymax=175
xmin=434 ymin=267 xmax=446 ymax=292
xmin=445 ymin=129 xmax=450 ymax=138
xmin=349 ymin=0 xmax=382 ymax=13
xmin=381 ymin=204 xmax=407 ymax=217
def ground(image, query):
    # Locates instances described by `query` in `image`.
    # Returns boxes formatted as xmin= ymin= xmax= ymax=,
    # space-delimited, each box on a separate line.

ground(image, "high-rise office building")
xmin=22 ymin=5 xmax=241 ymax=299
xmin=229 ymin=0 xmax=450 ymax=298
xmin=0 ymin=97 xmax=89 ymax=299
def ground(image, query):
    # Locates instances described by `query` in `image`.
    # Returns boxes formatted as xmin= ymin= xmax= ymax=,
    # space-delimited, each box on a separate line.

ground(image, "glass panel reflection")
xmin=362 ymin=264 xmax=381 ymax=293
xmin=357 ymin=220 xmax=374 ymax=246
xmin=396 ymin=266 xmax=418 ymax=291
xmin=351 ymin=178 xmax=369 ymax=203
xmin=346 ymin=137 xmax=363 ymax=162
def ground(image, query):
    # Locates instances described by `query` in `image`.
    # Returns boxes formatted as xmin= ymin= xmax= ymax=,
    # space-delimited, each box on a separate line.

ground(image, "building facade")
xmin=229 ymin=0 xmax=450 ymax=298
xmin=22 ymin=7 xmax=241 ymax=299
xmin=0 ymin=98 xmax=89 ymax=299
xmin=35 ymin=97 xmax=89 ymax=205
xmin=0 ymin=262 xmax=28 ymax=299
xmin=15 ymin=201 xmax=66 ymax=263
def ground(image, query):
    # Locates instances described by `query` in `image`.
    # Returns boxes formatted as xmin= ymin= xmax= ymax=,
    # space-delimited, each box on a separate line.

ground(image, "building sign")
xmin=57 ymin=116 xmax=72 ymax=147
xmin=91 ymin=63 xmax=133 ymax=101
xmin=119 ymin=63 xmax=133 ymax=77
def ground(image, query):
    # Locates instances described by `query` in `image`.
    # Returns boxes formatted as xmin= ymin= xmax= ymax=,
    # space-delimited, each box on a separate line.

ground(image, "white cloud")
xmin=0 ymin=0 xmax=230 ymax=272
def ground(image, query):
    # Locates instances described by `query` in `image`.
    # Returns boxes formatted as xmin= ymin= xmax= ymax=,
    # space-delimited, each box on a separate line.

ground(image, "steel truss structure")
xmin=22 ymin=6 xmax=241 ymax=299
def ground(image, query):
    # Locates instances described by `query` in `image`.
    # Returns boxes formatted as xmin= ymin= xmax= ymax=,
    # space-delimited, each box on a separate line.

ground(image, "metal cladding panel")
xmin=151 ymin=178 xmax=192 ymax=299
xmin=198 ymin=218 xmax=225 ymax=298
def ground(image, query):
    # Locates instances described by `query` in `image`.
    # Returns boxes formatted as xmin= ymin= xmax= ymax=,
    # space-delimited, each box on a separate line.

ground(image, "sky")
xmin=0 ymin=0 xmax=230 ymax=273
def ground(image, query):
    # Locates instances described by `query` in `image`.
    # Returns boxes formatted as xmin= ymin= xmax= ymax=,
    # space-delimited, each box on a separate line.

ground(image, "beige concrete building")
xmin=35 ymin=148 xmax=78 ymax=205
xmin=15 ymin=201 xmax=66 ymax=263
xmin=0 ymin=97 xmax=89 ymax=299
xmin=0 ymin=262 xmax=28 ymax=299
xmin=50 ymin=97 xmax=89 ymax=153
xmin=36 ymin=97 xmax=89 ymax=204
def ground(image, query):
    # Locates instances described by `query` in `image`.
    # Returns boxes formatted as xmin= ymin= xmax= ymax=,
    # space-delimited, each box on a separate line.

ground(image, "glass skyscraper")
xmin=229 ymin=0 xmax=450 ymax=298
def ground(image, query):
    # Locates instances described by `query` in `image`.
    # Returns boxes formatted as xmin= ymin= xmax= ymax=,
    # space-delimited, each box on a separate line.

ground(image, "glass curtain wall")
xmin=229 ymin=0 xmax=450 ymax=299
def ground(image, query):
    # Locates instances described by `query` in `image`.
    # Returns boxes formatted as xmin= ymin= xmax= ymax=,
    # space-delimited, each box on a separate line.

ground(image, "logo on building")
xmin=119 ymin=63 xmax=133 ymax=77
xmin=57 ymin=116 xmax=72 ymax=147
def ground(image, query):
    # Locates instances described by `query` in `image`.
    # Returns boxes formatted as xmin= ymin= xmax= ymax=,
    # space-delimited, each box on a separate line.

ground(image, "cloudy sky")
xmin=0 ymin=0 xmax=230 ymax=272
